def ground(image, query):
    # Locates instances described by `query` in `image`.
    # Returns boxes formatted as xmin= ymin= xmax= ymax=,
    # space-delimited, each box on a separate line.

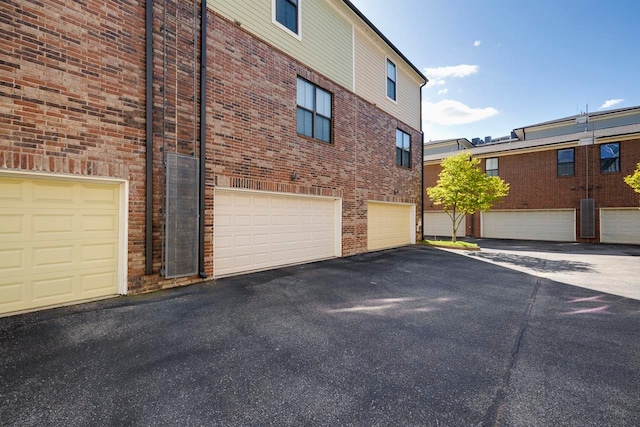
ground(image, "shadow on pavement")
xmin=464 ymin=238 xmax=640 ymax=257
xmin=468 ymin=251 xmax=592 ymax=273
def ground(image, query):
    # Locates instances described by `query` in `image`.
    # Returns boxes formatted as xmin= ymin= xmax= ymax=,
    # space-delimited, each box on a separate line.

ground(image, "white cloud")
xmin=437 ymin=88 xmax=449 ymax=95
xmin=425 ymin=78 xmax=446 ymax=88
xmin=599 ymin=99 xmax=624 ymax=110
xmin=424 ymin=65 xmax=479 ymax=89
xmin=423 ymin=99 xmax=499 ymax=125
xmin=424 ymin=64 xmax=479 ymax=79
xmin=474 ymin=40 xmax=481 ymax=47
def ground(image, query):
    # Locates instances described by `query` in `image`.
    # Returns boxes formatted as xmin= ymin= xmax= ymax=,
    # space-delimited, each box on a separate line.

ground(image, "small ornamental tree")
xmin=624 ymin=162 xmax=640 ymax=195
xmin=427 ymin=152 xmax=510 ymax=242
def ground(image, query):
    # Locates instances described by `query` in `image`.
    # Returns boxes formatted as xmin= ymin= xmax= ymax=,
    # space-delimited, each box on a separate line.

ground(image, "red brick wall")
xmin=0 ymin=0 xmax=153 ymax=291
xmin=1 ymin=1 xmax=423 ymax=295
xmin=206 ymin=11 xmax=423 ymax=256
xmin=423 ymin=138 xmax=640 ymax=242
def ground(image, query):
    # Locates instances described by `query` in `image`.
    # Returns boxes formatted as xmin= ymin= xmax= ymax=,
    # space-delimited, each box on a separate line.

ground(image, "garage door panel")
xmin=214 ymin=189 xmax=338 ymax=277
xmin=32 ymin=275 xmax=75 ymax=300
xmin=82 ymin=243 xmax=117 ymax=263
xmin=601 ymin=209 xmax=640 ymax=244
xmin=80 ymin=184 xmax=119 ymax=205
xmin=32 ymin=181 xmax=74 ymax=203
xmin=34 ymin=214 xmax=74 ymax=234
xmin=272 ymin=215 xmax=285 ymax=226
xmin=0 ymin=249 xmax=23 ymax=272
xmin=423 ymin=211 xmax=463 ymax=238
xmin=0 ymin=176 xmax=121 ymax=315
xmin=368 ymin=202 xmax=413 ymax=251
xmin=33 ymin=245 xmax=74 ymax=268
xmin=482 ymin=210 xmax=575 ymax=241
xmin=81 ymin=214 xmax=117 ymax=233
xmin=0 ymin=179 xmax=22 ymax=200
xmin=0 ymin=214 xmax=24 ymax=237
xmin=255 ymin=214 xmax=269 ymax=226
xmin=0 ymin=282 xmax=22 ymax=307
xmin=82 ymin=271 xmax=117 ymax=292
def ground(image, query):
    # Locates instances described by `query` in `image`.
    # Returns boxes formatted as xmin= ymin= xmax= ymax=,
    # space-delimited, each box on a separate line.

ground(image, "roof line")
xmin=341 ymin=0 xmax=427 ymax=83
xmin=515 ymin=105 xmax=640 ymax=130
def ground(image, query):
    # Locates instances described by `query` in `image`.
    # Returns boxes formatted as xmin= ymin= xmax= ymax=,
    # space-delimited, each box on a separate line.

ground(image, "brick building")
xmin=423 ymin=107 xmax=640 ymax=245
xmin=0 ymin=0 xmax=426 ymax=315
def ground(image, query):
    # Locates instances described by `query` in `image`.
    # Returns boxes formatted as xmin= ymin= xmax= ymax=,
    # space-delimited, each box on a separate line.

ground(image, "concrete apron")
xmin=440 ymin=242 xmax=640 ymax=301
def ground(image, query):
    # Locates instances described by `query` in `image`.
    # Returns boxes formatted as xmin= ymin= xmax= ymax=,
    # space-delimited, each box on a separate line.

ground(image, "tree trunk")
xmin=451 ymin=209 xmax=457 ymax=242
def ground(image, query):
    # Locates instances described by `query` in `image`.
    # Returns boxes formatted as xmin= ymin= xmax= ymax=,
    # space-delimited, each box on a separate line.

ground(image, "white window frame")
xmin=272 ymin=0 xmax=302 ymax=41
xmin=486 ymin=157 xmax=499 ymax=176
xmin=386 ymin=57 xmax=398 ymax=103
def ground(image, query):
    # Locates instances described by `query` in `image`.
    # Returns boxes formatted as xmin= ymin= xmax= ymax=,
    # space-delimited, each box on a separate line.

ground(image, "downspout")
xmin=198 ymin=0 xmax=208 ymax=278
xmin=419 ymin=79 xmax=427 ymax=241
xmin=145 ymin=0 xmax=153 ymax=275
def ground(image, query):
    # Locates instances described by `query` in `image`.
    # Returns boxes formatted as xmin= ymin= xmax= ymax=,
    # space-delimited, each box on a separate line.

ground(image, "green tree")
xmin=427 ymin=152 xmax=510 ymax=242
xmin=624 ymin=162 xmax=640 ymax=194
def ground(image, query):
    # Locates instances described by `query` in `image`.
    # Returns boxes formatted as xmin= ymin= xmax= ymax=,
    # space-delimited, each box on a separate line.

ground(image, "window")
xmin=396 ymin=129 xmax=410 ymax=168
xmin=486 ymin=158 xmax=498 ymax=176
xmin=600 ymin=142 xmax=620 ymax=173
xmin=386 ymin=59 xmax=396 ymax=101
xmin=557 ymin=148 xmax=575 ymax=176
xmin=296 ymin=77 xmax=332 ymax=143
xmin=275 ymin=0 xmax=299 ymax=35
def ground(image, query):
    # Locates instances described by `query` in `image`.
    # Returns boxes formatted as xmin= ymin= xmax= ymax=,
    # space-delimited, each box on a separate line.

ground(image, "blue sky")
xmin=349 ymin=0 xmax=640 ymax=142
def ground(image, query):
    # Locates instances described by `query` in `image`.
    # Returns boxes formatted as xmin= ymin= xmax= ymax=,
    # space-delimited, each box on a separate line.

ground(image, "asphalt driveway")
xmin=1 ymin=245 xmax=639 ymax=426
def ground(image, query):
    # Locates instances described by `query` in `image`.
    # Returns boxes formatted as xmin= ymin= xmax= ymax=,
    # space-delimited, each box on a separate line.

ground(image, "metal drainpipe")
xmin=198 ymin=0 xmax=208 ymax=278
xmin=145 ymin=0 xmax=153 ymax=275
xmin=419 ymin=80 xmax=427 ymax=241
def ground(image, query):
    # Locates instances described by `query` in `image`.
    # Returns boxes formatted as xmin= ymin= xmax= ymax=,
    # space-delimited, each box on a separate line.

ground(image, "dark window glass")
xmin=600 ymin=142 xmax=620 ymax=173
xmin=387 ymin=60 xmax=396 ymax=100
xmin=396 ymin=129 xmax=411 ymax=168
xmin=557 ymin=148 xmax=575 ymax=176
xmin=296 ymin=108 xmax=313 ymax=137
xmin=486 ymin=158 xmax=498 ymax=176
xmin=296 ymin=77 xmax=332 ymax=143
xmin=276 ymin=0 xmax=298 ymax=34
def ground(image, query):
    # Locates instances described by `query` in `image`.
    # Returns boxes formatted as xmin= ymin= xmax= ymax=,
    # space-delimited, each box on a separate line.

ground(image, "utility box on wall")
xmin=165 ymin=153 xmax=200 ymax=278
xmin=580 ymin=198 xmax=595 ymax=239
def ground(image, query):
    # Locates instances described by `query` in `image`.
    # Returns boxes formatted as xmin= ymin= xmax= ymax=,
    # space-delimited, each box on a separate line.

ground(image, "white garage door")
xmin=482 ymin=210 xmax=575 ymax=242
xmin=601 ymin=208 xmax=640 ymax=244
xmin=214 ymin=189 xmax=340 ymax=277
xmin=0 ymin=174 xmax=123 ymax=316
xmin=423 ymin=211 xmax=465 ymax=239
xmin=368 ymin=202 xmax=415 ymax=251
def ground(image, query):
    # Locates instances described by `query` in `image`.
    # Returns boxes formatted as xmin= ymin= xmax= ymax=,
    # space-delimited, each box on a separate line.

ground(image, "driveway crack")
xmin=484 ymin=275 xmax=542 ymax=426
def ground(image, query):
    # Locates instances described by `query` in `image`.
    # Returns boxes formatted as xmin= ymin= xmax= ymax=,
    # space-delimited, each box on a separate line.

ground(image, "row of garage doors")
xmin=214 ymin=189 xmax=415 ymax=277
xmin=424 ymin=209 xmax=640 ymax=244
xmin=0 ymin=174 xmax=415 ymax=315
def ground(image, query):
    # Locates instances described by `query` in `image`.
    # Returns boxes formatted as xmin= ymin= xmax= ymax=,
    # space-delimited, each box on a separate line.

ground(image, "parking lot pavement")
xmin=1 ymin=246 xmax=639 ymax=426
xmin=450 ymin=238 xmax=640 ymax=300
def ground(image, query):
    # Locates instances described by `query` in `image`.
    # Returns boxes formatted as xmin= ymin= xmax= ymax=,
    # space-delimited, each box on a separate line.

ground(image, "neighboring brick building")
xmin=423 ymin=107 xmax=640 ymax=245
xmin=0 ymin=0 xmax=426 ymax=315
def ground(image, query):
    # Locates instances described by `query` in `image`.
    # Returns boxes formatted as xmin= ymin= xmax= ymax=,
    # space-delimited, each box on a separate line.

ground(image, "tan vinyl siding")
xmin=354 ymin=27 xmax=422 ymax=130
xmin=210 ymin=0 xmax=353 ymax=90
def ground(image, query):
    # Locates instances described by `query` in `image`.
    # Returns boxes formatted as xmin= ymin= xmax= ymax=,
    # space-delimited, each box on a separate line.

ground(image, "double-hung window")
xmin=387 ymin=59 xmax=397 ymax=101
xmin=557 ymin=148 xmax=575 ymax=176
xmin=600 ymin=142 xmax=620 ymax=173
xmin=297 ymin=77 xmax=332 ymax=143
xmin=396 ymin=129 xmax=410 ymax=168
xmin=486 ymin=158 xmax=498 ymax=176
xmin=275 ymin=0 xmax=299 ymax=35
